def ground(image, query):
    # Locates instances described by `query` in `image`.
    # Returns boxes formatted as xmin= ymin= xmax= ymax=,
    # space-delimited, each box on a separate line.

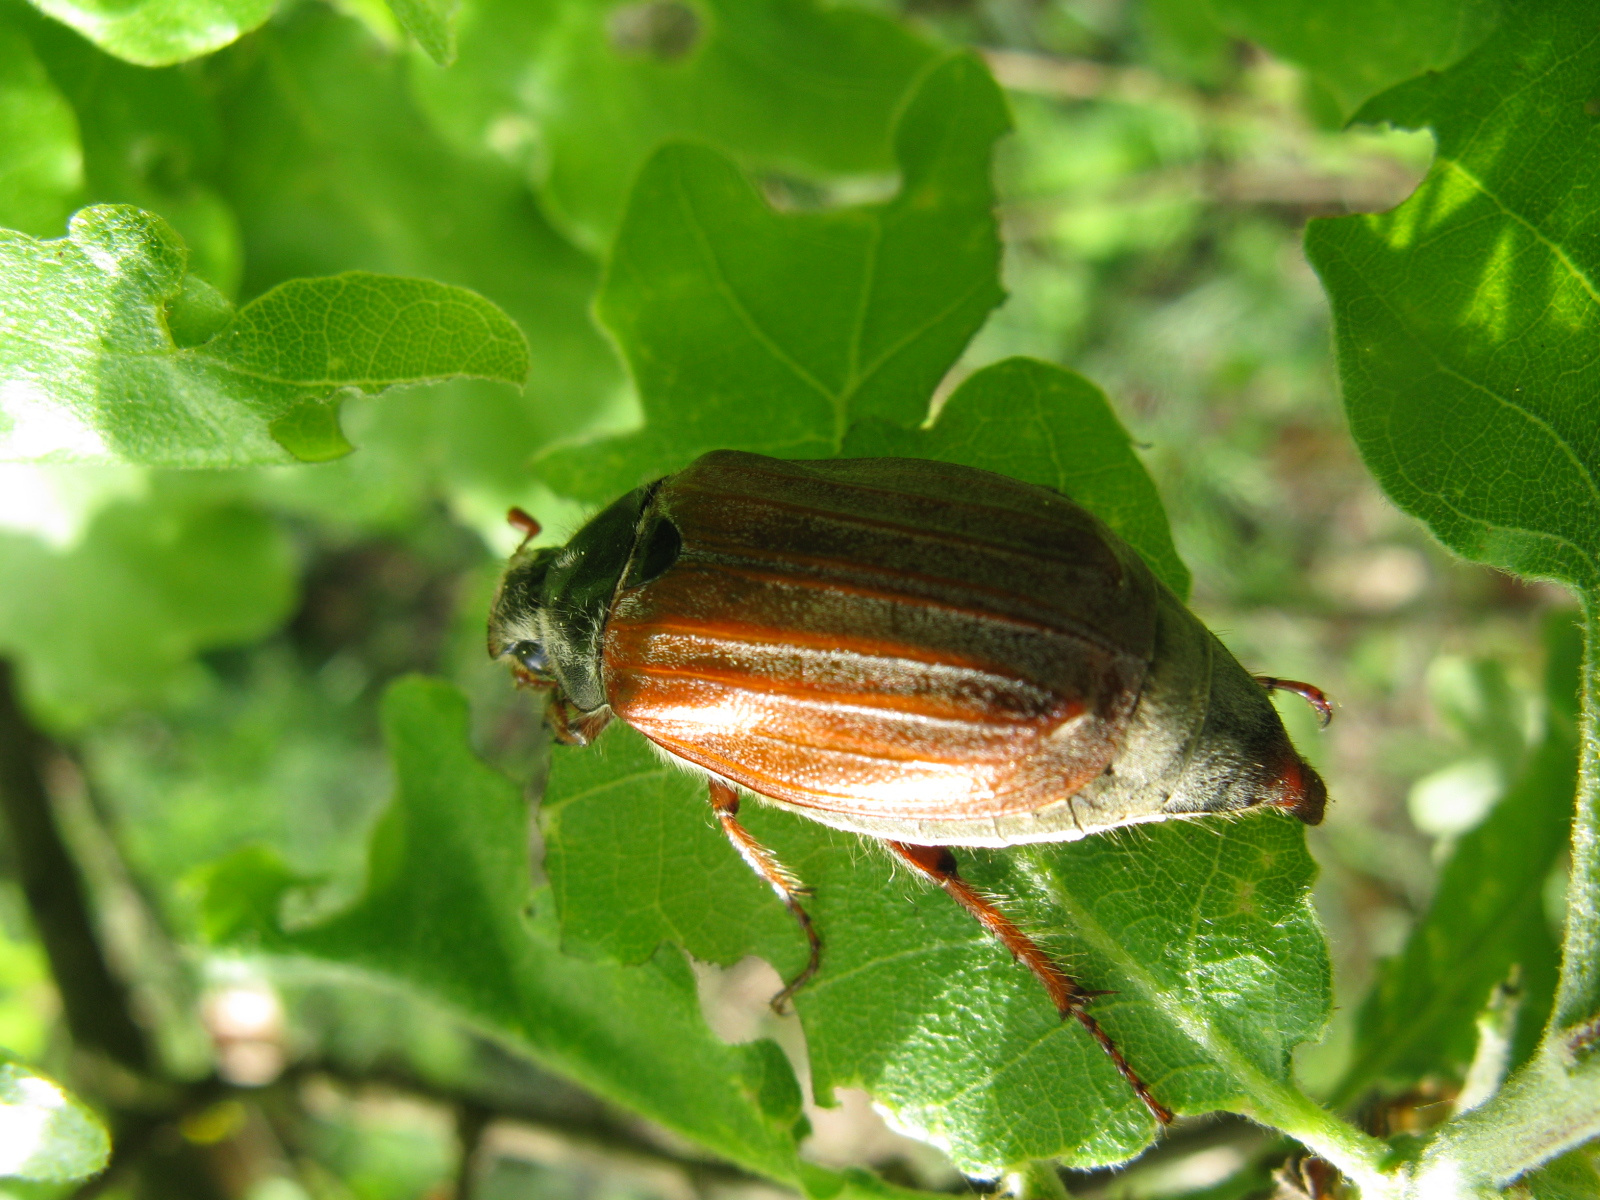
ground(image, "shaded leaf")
xmin=0 ymin=491 xmax=295 ymax=728
xmin=199 ymin=677 xmax=943 ymax=1200
xmin=1335 ymin=617 xmax=1578 ymax=1104
xmin=387 ymin=0 xmax=455 ymax=64
xmin=24 ymin=0 xmax=275 ymax=66
xmin=19 ymin=9 xmax=242 ymax=293
xmin=842 ymin=357 xmax=1190 ymax=598
xmin=544 ymin=722 xmax=1330 ymax=1174
xmin=542 ymin=53 xmax=1009 ymax=501
xmin=0 ymin=205 xmax=529 ymax=465
xmin=0 ymin=1060 xmax=110 ymax=1183
xmin=1204 ymin=0 xmax=1499 ymax=118
xmin=212 ymin=6 xmax=623 ymax=491
xmin=0 ymin=15 xmax=81 ymax=237
xmin=411 ymin=0 xmax=937 ymax=252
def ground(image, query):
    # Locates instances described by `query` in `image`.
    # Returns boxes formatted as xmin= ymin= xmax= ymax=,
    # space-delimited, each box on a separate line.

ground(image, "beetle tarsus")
xmin=708 ymin=780 xmax=821 ymax=1015
xmin=546 ymin=696 xmax=614 ymax=746
xmin=1255 ymin=676 xmax=1333 ymax=728
xmin=882 ymin=840 xmax=1173 ymax=1126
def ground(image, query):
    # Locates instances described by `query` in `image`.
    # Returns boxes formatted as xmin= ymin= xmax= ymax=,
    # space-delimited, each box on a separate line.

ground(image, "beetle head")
xmin=488 ymin=543 xmax=563 ymax=690
xmin=488 ymin=483 xmax=659 ymax=720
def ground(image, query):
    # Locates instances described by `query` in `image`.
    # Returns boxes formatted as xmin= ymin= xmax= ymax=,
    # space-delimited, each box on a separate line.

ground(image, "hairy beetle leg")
xmin=708 ymin=780 xmax=821 ymax=1016
xmin=882 ymin=840 xmax=1174 ymax=1127
xmin=1255 ymin=676 xmax=1333 ymax=728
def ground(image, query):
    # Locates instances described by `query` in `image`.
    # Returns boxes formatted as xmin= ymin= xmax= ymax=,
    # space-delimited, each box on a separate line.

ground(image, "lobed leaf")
xmin=1203 ymin=0 xmax=1499 ymax=118
xmin=199 ymin=677 xmax=946 ymax=1200
xmin=1307 ymin=2 xmax=1600 ymax=1182
xmin=411 ymin=0 xmax=937 ymax=252
xmin=545 ymin=722 xmax=1330 ymax=1175
xmin=542 ymin=52 xmax=1009 ymax=501
xmin=1305 ymin=0 xmax=1600 ymax=595
xmin=0 ymin=15 xmax=81 ymax=238
xmin=0 ymin=1060 xmax=110 ymax=1183
xmin=21 ymin=8 xmax=243 ymax=293
xmin=842 ymin=357 xmax=1190 ymax=598
xmin=213 ymin=6 xmax=623 ymax=487
xmin=23 ymin=0 xmax=275 ymax=66
xmin=0 ymin=205 xmax=530 ymax=466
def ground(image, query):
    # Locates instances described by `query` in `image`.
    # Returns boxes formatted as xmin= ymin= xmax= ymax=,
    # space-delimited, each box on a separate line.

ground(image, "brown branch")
xmin=0 ymin=659 xmax=150 ymax=1072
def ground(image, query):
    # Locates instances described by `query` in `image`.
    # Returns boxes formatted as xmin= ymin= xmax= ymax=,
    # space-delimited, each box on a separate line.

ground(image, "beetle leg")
xmin=1255 ymin=676 xmax=1333 ymax=728
xmin=882 ymin=840 xmax=1174 ymax=1126
xmin=544 ymin=695 xmax=614 ymax=747
xmin=707 ymin=779 xmax=821 ymax=1015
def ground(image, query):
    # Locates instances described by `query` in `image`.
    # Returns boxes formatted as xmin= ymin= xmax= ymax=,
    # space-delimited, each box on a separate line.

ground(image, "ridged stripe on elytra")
xmin=674 ymin=505 xmax=1142 ymax=660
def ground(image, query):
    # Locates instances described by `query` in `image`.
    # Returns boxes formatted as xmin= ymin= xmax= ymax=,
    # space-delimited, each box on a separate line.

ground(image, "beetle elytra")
xmin=490 ymin=451 xmax=1329 ymax=1125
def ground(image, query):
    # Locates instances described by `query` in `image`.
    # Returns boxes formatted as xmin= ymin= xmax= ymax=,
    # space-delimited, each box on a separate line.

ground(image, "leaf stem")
xmin=1245 ymin=1085 xmax=1397 ymax=1198
xmin=1555 ymin=598 xmax=1600 ymax=1034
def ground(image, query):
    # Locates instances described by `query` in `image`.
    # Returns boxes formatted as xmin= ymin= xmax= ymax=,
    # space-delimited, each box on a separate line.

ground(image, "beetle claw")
xmin=1256 ymin=676 xmax=1334 ymax=728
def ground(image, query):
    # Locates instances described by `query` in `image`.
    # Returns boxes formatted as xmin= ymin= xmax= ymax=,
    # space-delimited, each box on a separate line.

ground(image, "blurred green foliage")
xmin=0 ymin=0 xmax=1596 ymax=1196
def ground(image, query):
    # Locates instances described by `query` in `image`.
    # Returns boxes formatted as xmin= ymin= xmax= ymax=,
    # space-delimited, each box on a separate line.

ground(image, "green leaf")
xmin=542 ymin=52 xmax=1009 ymax=501
xmin=18 ymin=9 xmax=242 ymax=293
xmin=1304 ymin=1 xmax=1600 ymax=594
xmin=1526 ymin=1147 xmax=1600 ymax=1200
xmin=386 ymin=0 xmax=455 ymax=64
xmin=212 ymin=5 xmax=624 ymax=488
xmin=198 ymin=676 xmax=855 ymax=1191
xmin=0 ymin=204 xmax=530 ymax=465
xmin=0 ymin=491 xmax=295 ymax=728
xmin=1335 ymin=617 xmax=1578 ymax=1104
xmin=1203 ymin=0 xmax=1499 ymax=118
xmin=0 ymin=1060 xmax=110 ymax=1183
xmin=842 ymin=357 xmax=1190 ymax=598
xmin=412 ymin=0 xmax=938 ymax=252
xmin=543 ymin=723 xmax=1334 ymax=1174
xmin=23 ymin=0 xmax=275 ymax=66
xmin=1306 ymin=5 xmax=1600 ymax=1183
xmin=0 ymin=16 xmax=81 ymax=237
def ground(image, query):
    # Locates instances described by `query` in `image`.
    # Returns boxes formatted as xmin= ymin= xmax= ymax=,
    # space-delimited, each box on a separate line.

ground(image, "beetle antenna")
xmin=507 ymin=507 xmax=542 ymax=551
xmin=1256 ymin=676 xmax=1334 ymax=728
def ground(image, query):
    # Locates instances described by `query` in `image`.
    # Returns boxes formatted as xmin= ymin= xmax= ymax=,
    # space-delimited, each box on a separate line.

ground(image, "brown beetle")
xmin=490 ymin=451 xmax=1329 ymax=1125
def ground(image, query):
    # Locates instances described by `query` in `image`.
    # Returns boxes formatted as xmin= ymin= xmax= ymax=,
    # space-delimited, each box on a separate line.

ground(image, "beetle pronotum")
xmin=490 ymin=451 xmax=1329 ymax=1125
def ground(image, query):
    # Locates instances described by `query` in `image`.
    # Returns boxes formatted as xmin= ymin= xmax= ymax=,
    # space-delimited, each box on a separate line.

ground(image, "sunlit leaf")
xmin=1204 ymin=0 xmax=1499 ymax=118
xmin=24 ymin=0 xmax=275 ymax=66
xmin=1305 ymin=1 xmax=1600 ymax=593
xmin=545 ymin=723 xmax=1329 ymax=1174
xmin=0 ymin=1060 xmax=109 ymax=1183
xmin=0 ymin=205 xmax=529 ymax=465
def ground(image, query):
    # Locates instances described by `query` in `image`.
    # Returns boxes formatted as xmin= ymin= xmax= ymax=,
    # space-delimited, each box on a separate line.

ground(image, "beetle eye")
xmin=510 ymin=640 xmax=549 ymax=674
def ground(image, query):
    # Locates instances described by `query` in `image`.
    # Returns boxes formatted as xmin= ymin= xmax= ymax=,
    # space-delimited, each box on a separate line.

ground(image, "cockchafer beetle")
xmin=489 ymin=450 xmax=1330 ymax=1125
